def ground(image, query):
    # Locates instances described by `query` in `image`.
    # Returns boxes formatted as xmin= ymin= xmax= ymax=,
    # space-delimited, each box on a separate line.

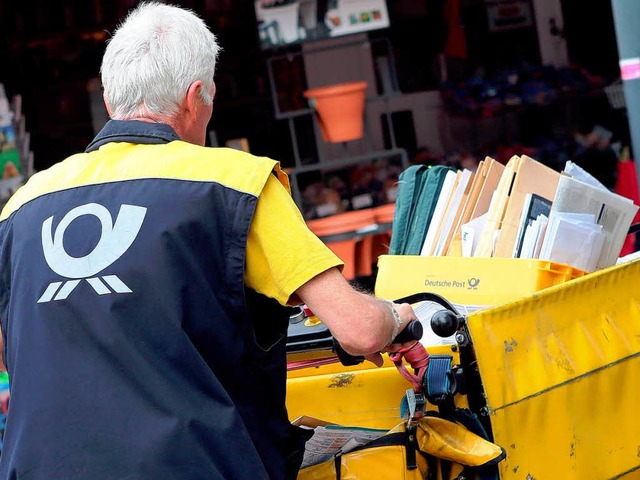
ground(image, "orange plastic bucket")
xmin=303 ymin=81 xmax=368 ymax=143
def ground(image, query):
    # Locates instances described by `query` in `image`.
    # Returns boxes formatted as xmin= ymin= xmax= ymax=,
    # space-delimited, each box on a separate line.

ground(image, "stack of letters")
xmin=390 ymin=154 xmax=639 ymax=273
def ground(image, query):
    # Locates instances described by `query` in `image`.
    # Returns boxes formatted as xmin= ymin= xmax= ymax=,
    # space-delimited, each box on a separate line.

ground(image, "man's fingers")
xmin=395 ymin=303 xmax=418 ymax=323
xmin=364 ymin=352 xmax=384 ymax=367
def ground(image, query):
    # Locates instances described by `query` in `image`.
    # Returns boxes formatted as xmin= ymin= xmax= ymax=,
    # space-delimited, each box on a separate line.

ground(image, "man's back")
xmin=0 ymin=131 xmax=305 ymax=479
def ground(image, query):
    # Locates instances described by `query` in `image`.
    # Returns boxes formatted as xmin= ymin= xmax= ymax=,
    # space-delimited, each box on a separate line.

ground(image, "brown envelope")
xmin=470 ymin=156 xmax=506 ymax=220
xmin=493 ymin=155 xmax=560 ymax=257
xmin=474 ymin=156 xmax=518 ymax=257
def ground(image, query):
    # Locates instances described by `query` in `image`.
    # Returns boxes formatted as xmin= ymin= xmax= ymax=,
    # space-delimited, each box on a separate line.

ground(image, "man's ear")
xmin=185 ymin=80 xmax=204 ymax=121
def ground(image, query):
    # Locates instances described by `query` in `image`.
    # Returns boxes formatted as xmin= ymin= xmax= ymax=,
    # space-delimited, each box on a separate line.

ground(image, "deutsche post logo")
xmin=468 ymin=277 xmax=480 ymax=289
xmin=38 ymin=203 xmax=147 ymax=303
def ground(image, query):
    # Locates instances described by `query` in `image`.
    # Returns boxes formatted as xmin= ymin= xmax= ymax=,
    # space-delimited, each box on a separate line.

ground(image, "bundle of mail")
xmin=390 ymin=154 xmax=639 ymax=273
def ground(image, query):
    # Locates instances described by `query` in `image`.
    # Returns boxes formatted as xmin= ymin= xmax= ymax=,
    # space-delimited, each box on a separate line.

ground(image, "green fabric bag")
xmin=389 ymin=165 xmax=455 ymax=255
xmin=389 ymin=165 xmax=426 ymax=255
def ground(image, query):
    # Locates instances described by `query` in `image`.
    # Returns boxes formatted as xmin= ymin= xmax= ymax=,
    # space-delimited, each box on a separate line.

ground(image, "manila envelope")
xmin=473 ymin=156 xmax=519 ymax=257
xmin=492 ymin=155 xmax=560 ymax=257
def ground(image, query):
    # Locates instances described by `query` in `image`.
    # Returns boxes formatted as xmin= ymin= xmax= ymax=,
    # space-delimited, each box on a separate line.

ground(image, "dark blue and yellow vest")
xmin=0 ymin=121 xmax=309 ymax=479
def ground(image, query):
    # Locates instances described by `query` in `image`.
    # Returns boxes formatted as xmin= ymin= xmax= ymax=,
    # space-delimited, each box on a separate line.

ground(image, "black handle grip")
xmin=392 ymin=320 xmax=423 ymax=344
xmin=333 ymin=320 xmax=423 ymax=366
xmin=333 ymin=341 xmax=365 ymax=366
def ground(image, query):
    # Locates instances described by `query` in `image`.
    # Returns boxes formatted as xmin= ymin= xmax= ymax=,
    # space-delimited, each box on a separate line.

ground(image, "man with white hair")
xmin=0 ymin=2 xmax=416 ymax=479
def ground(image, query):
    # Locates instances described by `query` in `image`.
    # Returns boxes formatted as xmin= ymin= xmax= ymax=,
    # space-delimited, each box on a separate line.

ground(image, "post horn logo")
xmin=468 ymin=277 xmax=480 ymax=289
xmin=38 ymin=203 xmax=147 ymax=303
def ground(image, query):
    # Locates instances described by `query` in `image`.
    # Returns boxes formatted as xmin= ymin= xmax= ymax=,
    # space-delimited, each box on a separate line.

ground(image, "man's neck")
xmin=122 ymin=116 xmax=186 ymax=141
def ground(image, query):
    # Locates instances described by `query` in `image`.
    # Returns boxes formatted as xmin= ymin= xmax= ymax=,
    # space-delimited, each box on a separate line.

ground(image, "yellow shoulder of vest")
xmin=1 ymin=141 xmax=290 ymax=220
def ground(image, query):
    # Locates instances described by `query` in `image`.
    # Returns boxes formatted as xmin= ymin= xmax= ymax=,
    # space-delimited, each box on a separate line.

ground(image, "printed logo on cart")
xmin=38 ymin=203 xmax=147 ymax=303
xmin=424 ymin=277 xmax=481 ymax=290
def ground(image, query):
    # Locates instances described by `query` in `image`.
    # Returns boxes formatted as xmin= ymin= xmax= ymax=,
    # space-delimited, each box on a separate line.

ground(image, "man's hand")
xmin=364 ymin=302 xmax=418 ymax=367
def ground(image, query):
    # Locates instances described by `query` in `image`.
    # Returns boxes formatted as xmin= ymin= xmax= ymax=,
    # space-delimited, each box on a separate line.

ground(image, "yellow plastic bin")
xmin=374 ymin=255 xmax=586 ymax=308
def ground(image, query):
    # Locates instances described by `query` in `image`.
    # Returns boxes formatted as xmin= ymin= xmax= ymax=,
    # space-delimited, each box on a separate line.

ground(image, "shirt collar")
xmin=86 ymin=120 xmax=180 ymax=153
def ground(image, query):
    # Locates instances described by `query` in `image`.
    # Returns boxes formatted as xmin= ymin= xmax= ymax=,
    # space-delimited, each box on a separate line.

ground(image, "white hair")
xmin=101 ymin=2 xmax=221 ymax=120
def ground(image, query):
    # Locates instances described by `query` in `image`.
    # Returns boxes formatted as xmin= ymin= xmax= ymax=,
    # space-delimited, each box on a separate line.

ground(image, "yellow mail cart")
xmin=286 ymin=256 xmax=640 ymax=479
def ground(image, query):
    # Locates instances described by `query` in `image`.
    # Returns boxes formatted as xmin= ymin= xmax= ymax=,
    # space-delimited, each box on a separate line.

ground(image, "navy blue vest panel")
xmin=0 ymin=122 xmax=308 ymax=480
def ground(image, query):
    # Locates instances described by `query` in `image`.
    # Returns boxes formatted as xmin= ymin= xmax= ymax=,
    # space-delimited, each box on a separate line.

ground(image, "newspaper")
xmin=299 ymin=424 xmax=386 ymax=468
xmin=563 ymin=160 xmax=608 ymax=190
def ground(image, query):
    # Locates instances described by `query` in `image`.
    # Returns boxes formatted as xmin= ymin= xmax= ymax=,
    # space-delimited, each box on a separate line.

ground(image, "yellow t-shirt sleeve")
xmin=245 ymin=173 xmax=344 ymax=305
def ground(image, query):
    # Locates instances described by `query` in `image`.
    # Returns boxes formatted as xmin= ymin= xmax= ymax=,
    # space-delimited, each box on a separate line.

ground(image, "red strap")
xmin=389 ymin=342 xmax=429 ymax=392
